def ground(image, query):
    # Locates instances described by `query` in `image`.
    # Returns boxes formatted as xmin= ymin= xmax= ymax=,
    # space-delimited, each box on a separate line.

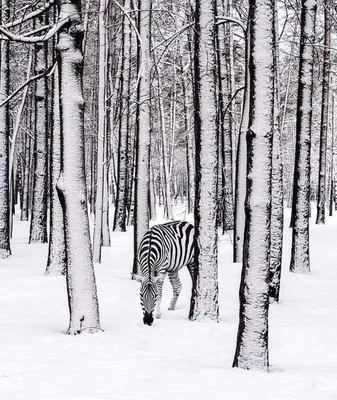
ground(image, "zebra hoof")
xmin=168 ymin=306 xmax=175 ymax=311
xmin=155 ymin=313 xmax=162 ymax=319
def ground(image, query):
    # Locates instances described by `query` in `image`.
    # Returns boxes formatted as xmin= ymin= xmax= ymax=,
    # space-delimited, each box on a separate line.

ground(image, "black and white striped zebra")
xmin=132 ymin=221 xmax=195 ymax=325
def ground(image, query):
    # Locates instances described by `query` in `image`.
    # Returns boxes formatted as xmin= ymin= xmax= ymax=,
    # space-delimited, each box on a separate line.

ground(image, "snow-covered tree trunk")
xmin=56 ymin=0 xmax=100 ymax=334
xmin=233 ymin=27 xmax=249 ymax=263
xmin=29 ymin=38 xmax=48 ymax=244
xmin=132 ymin=0 xmax=151 ymax=274
xmin=232 ymin=0 xmax=274 ymax=371
xmin=46 ymin=67 xmax=66 ymax=276
xmin=113 ymin=0 xmax=131 ymax=232
xmin=315 ymin=0 xmax=331 ymax=225
xmin=269 ymin=2 xmax=283 ymax=303
xmin=289 ymin=0 xmax=316 ymax=274
xmin=189 ymin=0 xmax=219 ymax=322
xmin=0 ymin=0 xmax=11 ymax=258
xmin=20 ymin=131 xmax=32 ymax=222
xmin=93 ymin=0 xmax=107 ymax=262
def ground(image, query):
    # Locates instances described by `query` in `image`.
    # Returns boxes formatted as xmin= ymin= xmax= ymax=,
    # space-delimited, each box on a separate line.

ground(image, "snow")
xmin=1 ymin=206 xmax=337 ymax=399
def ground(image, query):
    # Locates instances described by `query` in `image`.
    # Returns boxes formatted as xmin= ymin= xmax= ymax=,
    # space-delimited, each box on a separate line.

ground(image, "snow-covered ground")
xmin=1 ymin=205 xmax=337 ymax=399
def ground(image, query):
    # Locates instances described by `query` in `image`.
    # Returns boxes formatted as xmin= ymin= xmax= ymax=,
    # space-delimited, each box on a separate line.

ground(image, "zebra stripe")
xmin=134 ymin=221 xmax=195 ymax=325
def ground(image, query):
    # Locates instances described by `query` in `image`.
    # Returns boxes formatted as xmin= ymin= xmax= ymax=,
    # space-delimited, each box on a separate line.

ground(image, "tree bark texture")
xmin=269 ymin=2 xmax=283 ymax=303
xmin=46 ymin=67 xmax=66 ymax=276
xmin=133 ymin=0 xmax=151 ymax=274
xmin=289 ymin=0 xmax=316 ymax=273
xmin=29 ymin=38 xmax=48 ymax=244
xmin=56 ymin=0 xmax=100 ymax=334
xmin=189 ymin=0 xmax=219 ymax=322
xmin=233 ymin=0 xmax=274 ymax=371
xmin=0 ymin=0 xmax=11 ymax=258
xmin=315 ymin=0 xmax=331 ymax=225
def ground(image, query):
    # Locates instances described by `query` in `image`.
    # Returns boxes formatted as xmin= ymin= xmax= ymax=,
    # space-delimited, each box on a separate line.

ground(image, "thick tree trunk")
xmin=56 ymin=0 xmax=100 ymax=334
xmin=132 ymin=0 xmax=151 ymax=274
xmin=289 ymin=0 xmax=317 ymax=273
xmin=189 ymin=0 xmax=219 ymax=322
xmin=0 ymin=0 xmax=11 ymax=258
xmin=233 ymin=0 xmax=274 ymax=371
xmin=29 ymin=38 xmax=48 ymax=244
xmin=46 ymin=67 xmax=66 ymax=276
xmin=316 ymin=0 xmax=331 ymax=225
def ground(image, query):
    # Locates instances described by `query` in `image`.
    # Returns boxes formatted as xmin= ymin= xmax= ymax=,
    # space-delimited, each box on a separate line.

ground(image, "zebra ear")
xmin=132 ymin=273 xmax=144 ymax=283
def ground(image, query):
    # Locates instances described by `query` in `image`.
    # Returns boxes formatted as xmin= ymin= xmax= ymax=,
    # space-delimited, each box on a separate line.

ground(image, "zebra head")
xmin=132 ymin=273 xmax=163 ymax=325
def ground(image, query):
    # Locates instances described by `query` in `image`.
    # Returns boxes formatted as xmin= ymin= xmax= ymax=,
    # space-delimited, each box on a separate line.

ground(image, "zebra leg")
xmin=168 ymin=271 xmax=182 ymax=310
xmin=155 ymin=273 xmax=166 ymax=319
xmin=187 ymin=262 xmax=196 ymax=282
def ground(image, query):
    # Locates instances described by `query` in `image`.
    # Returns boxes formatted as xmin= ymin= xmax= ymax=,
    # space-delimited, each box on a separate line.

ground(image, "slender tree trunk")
xmin=132 ymin=0 xmax=151 ymax=274
xmin=316 ymin=0 xmax=331 ymax=225
xmin=29 ymin=37 xmax=48 ymax=244
xmin=46 ymin=66 xmax=66 ymax=276
xmin=269 ymin=2 xmax=283 ymax=303
xmin=189 ymin=0 xmax=219 ymax=322
xmin=93 ymin=0 xmax=108 ymax=262
xmin=233 ymin=0 xmax=274 ymax=371
xmin=114 ymin=0 xmax=131 ymax=232
xmin=289 ymin=0 xmax=317 ymax=273
xmin=233 ymin=27 xmax=249 ymax=263
xmin=56 ymin=0 xmax=100 ymax=334
xmin=0 ymin=0 xmax=11 ymax=258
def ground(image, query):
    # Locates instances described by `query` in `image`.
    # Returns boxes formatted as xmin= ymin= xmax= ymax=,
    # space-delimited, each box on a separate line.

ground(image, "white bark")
xmin=133 ymin=0 xmax=151 ymax=273
xmin=93 ymin=0 xmax=108 ymax=262
xmin=233 ymin=0 xmax=274 ymax=371
xmin=189 ymin=0 xmax=219 ymax=322
xmin=56 ymin=0 xmax=100 ymax=334
xmin=0 ymin=0 xmax=11 ymax=258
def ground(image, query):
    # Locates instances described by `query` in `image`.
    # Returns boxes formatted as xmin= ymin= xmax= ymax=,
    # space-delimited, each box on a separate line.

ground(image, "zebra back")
xmin=138 ymin=221 xmax=194 ymax=278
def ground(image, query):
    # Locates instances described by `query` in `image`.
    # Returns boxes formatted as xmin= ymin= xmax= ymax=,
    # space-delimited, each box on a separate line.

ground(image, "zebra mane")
xmin=147 ymin=228 xmax=154 ymax=283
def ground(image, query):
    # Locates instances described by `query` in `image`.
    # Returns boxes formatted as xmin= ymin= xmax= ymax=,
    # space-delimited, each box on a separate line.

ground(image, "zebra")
xmin=132 ymin=221 xmax=195 ymax=326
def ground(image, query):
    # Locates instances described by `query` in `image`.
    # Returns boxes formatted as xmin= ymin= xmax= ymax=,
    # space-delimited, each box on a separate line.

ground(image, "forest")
xmin=0 ymin=0 xmax=336 ymax=398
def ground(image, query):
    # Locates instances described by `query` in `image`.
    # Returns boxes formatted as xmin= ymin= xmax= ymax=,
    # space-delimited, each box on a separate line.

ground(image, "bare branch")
xmin=4 ymin=0 xmax=55 ymax=28
xmin=216 ymin=16 xmax=246 ymax=34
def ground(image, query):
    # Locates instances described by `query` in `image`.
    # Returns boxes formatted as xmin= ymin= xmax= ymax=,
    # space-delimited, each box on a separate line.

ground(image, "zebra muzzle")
xmin=143 ymin=312 xmax=154 ymax=326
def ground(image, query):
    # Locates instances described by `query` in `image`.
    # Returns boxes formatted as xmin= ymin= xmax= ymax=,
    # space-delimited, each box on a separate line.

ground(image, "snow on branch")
xmin=4 ymin=0 xmax=55 ymax=28
xmin=0 ymin=15 xmax=70 ymax=43
xmin=216 ymin=16 xmax=246 ymax=34
xmin=0 ymin=62 xmax=56 ymax=109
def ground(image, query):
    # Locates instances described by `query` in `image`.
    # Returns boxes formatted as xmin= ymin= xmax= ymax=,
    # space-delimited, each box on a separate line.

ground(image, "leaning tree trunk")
xmin=132 ymin=0 xmax=151 ymax=275
xmin=56 ymin=0 xmax=100 ymax=334
xmin=189 ymin=0 xmax=219 ymax=322
xmin=289 ymin=0 xmax=317 ymax=273
xmin=46 ymin=66 xmax=66 ymax=276
xmin=232 ymin=0 xmax=274 ymax=371
xmin=315 ymin=0 xmax=331 ymax=225
xmin=0 ymin=0 xmax=11 ymax=258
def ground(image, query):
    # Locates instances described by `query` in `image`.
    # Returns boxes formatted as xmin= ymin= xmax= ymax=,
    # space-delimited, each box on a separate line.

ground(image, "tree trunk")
xmin=189 ymin=0 xmax=219 ymax=322
xmin=269 ymin=2 xmax=283 ymax=303
xmin=289 ymin=0 xmax=317 ymax=273
xmin=233 ymin=0 xmax=274 ymax=371
xmin=316 ymin=0 xmax=331 ymax=225
xmin=113 ymin=0 xmax=131 ymax=232
xmin=56 ymin=0 xmax=100 ymax=334
xmin=46 ymin=66 xmax=66 ymax=276
xmin=29 ymin=38 xmax=48 ymax=244
xmin=0 ymin=0 xmax=11 ymax=258
xmin=132 ymin=0 xmax=151 ymax=275
xmin=233 ymin=27 xmax=249 ymax=263
xmin=93 ymin=0 xmax=108 ymax=262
